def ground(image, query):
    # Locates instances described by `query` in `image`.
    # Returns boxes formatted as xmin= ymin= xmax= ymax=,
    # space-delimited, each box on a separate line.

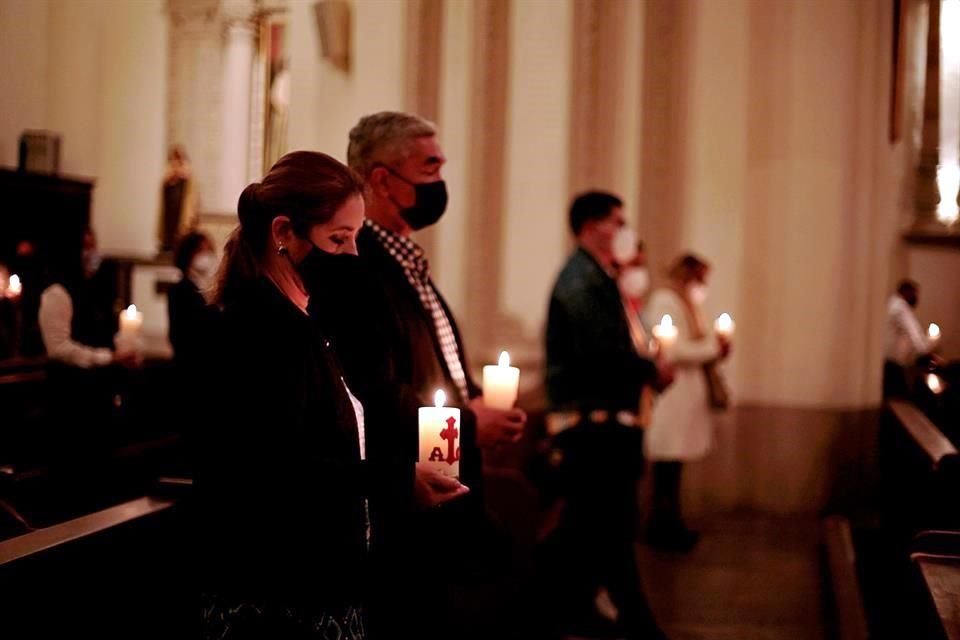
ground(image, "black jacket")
xmin=197 ymin=277 xmax=399 ymax=608
xmin=167 ymin=277 xmax=218 ymax=372
xmin=546 ymin=248 xmax=658 ymax=413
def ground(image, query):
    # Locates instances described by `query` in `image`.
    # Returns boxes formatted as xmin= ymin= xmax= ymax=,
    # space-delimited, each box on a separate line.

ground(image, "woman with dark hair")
xmin=168 ymin=231 xmax=218 ymax=372
xmin=198 ymin=151 xmax=466 ymax=639
xmin=642 ymin=253 xmax=731 ymax=552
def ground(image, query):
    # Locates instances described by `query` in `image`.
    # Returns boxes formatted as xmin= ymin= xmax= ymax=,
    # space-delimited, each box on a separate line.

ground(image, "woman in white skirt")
xmin=642 ymin=254 xmax=730 ymax=552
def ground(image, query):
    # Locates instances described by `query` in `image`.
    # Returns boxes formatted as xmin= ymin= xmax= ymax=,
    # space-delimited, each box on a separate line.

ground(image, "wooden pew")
xmin=823 ymin=515 xmax=870 ymax=640
xmin=0 ymin=493 xmax=190 ymax=639
xmin=889 ymin=400 xmax=959 ymax=471
xmin=0 ymin=353 xmax=187 ymax=540
xmin=914 ymin=554 xmax=960 ymax=640
xmin=882 ymin=400 xmax=960 ymax=534
xmin=913 ymin=530 xmax=960 ymax=640
xmin=0 ymin=495 xmax=175 ymax=565
xmin=854 ymin=402 xmax=960 ymax=638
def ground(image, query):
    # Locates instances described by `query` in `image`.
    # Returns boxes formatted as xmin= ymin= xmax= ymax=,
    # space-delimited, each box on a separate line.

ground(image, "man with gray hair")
xmin=321 ymin=111 xmax=527 ymax=638
xmin=344 ymin=110 xmax=526 ymax=468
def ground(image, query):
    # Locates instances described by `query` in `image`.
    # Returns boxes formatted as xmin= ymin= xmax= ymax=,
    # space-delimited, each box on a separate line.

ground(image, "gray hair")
xmin=347 ymin=111 xmax=437 ymax=178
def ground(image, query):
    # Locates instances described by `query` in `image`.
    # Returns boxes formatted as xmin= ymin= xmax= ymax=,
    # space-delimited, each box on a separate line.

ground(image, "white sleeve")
xmin=644 ymin=290 xmax=720 ymax=366
xmin=38 ymin=285 xmax=113 ymax=368
xmin=671 ymin=330 xmax=721 ymax=365
xmin=894 ymin=302 xmax=931 ymax=357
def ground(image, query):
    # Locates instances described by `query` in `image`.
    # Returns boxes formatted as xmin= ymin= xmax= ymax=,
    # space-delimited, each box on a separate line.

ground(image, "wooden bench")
xmin=889 ymin=400 xmax=959 ymax=471
xmin=823 ymin=515 xmax=870 ymax=640
xmin=0 ymin=493 xmax=190 ymax=638
xmin=911 ymin=552 xmax=960 ymax=640
xmin=881 ymin=401 xmax=960 ymax=534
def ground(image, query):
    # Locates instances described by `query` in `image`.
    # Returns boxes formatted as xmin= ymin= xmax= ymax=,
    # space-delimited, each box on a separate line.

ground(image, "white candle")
xmin=419 ymin=390 xmax=462 ymax=479
xmin=652 ymin=314 xmax=678 ymax=354
xmin=926 ymin=373 xmax=945 ymax=395
xmin=928 ymin=323 xmax=941 ymax=345
xmin=119 ymin=304 xmax=143 ymax=336
xmin=7 ymin=274 xmax=22 ymax=299
xmin=482 ymin=351 xmax=520 ymax=410
xmin=714 ymin=313 xmax=735 ymax=339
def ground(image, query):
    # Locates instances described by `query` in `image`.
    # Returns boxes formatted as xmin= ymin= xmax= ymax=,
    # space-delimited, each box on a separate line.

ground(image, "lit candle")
xmin=7 ymin=274 xmax=22 ymax=299
xmin=419 ymin=390 xmax=462 ymax=479
xmin=482 ymin=351 xmax=520 ymax=410
xmin=119 ymin=304 xmax=143 ymax=336
xmin=115 ymin=304 xmax=144 ymax=353
xmin=652 ymin=314 xmax=678 ymax=354
xmin=714 ymin=313 xmax=735 ymax=339
xmin=928 ymin=323 xmax=941 ymax=346
xmin=926 ymin=373 xmax=945 ymax=395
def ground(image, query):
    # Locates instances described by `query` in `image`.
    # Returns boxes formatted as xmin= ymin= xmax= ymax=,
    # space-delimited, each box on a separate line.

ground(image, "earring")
xmin=277 ymin=245 xmax=287 ymax=256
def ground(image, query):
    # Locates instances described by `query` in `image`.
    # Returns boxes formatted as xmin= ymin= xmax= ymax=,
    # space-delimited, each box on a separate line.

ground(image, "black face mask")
xmin=380 ymin=165 xmax=448 ymax=230
xmin=292 ymin=243 xmax=361 ymax=300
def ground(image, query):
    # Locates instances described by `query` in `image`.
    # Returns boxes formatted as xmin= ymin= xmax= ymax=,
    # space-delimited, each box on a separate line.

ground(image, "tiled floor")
xmin=638 ymin=514 xmax=826 ymax=640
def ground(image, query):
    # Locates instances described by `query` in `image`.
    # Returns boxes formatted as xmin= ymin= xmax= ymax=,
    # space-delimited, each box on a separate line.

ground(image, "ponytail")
xmin=212 ymin=183 xmax=269 ymax=307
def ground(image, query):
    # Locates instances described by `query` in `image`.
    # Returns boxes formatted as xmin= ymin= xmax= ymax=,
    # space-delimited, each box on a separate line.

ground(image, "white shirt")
xmin=343 ymin=379 xmax=371 ymax=549
xmin=343 ymin=380 xmax=367 ymax=461
xmin=38 ymin=284 xmax=113 ymax=368
xmin=885 ymin=294 xmax=931 ymax=366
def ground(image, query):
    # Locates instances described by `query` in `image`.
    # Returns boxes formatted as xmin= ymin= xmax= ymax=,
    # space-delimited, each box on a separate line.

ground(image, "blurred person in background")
xmin=642 ymin=253 xmax=730 ymax=553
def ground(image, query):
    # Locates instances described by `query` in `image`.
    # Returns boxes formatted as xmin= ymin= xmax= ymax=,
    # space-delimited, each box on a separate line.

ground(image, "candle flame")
xmin=125 ymin=304 xmax=138 ymax=319
xmin=660 ymin=314 xmax=673 ymax=329
xmin=927 ymin=373 xmax=945 ymax=395
xmin=929 ymin=323 xmax=941 ymax=339
xmin=434 ymin=389 xmax=446 ymax=408
xmin=8 ymin=274 xmax=21 ymax=292
xmin=498 ymin=351 xmax=510 ymax=367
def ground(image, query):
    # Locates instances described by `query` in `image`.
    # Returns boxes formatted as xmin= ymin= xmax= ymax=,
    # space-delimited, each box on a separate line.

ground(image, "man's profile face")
xmin=385 ymin=135 xmax=447 ymax=210
xmin=396 ymin=135 xmax=446 ymax=184
xmin=589 ymin=205 xmax=625 ymax=258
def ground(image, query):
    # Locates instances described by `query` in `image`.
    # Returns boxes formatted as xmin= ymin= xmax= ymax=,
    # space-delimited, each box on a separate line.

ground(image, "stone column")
xmin=218 ymin=0 xmax=257 ymax=213
xmin=463 ymin=0 xmax=510 ymax=355
xmin=405 ymin=0 xmax=445 ymax=258
xmin=915 ymin=0 xmax=941 ymax=227
xmin=167 ymin=0 xmax=223 ymax=213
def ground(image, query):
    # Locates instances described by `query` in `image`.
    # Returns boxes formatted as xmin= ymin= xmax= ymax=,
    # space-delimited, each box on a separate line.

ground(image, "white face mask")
xmin=611 ymin=227 xmax=638 ymax=265
xmin=619 ymin=267 xmax=650 ymax=299
xmin=189 ymin=251 xmax=217 ymax=288
xmin=687 ymin=283 xmax=708 ymax=306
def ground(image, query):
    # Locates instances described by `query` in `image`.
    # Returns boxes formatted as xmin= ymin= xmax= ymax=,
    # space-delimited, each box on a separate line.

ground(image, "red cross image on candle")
xmin=419 ymin=390 xmax=462 ymax=479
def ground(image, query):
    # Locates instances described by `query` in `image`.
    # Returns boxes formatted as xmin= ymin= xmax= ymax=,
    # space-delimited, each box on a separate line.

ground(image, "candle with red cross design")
xmin=419 ymin=390 xmax=462 ymax=479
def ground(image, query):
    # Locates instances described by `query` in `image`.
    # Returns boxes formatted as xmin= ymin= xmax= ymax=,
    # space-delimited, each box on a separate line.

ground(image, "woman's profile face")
xmin=307 ymin=194 xmax=365 ymax=256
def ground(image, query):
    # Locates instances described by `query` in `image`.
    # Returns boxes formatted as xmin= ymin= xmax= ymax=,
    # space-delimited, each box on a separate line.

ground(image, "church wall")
xmin=65 ymin=0 xmax=167 ymax=257
xmin=1 ymin=0 xmax=167 ymax=257
xmin=0 ymin=0 xmax=50 ymax=169
xmin=674 ymin=0 xmax=907 ymax=409
xmin=287 ymin=0 xmax=406 ymax=164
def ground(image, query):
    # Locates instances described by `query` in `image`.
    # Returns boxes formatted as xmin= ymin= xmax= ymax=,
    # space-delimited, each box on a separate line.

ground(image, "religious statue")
xmin=157 ymin=145 xmax=198 ymax=256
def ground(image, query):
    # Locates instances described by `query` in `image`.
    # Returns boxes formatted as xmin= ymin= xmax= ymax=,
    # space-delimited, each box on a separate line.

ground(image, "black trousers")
xmin=533 ymin=420 xmax=664 ymax=638
xmin=882 ymin=360 xmax=909 ymax=400
xmin=650 ymin=460 xmax=685 ymax=531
